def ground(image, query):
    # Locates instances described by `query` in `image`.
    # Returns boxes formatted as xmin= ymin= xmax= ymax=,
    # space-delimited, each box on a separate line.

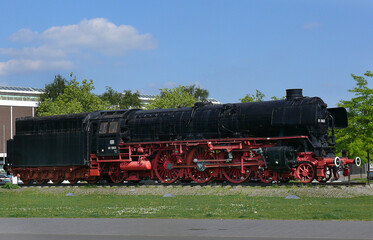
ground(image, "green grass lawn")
xmin=1 ymin=189 xmax=372 ymax=220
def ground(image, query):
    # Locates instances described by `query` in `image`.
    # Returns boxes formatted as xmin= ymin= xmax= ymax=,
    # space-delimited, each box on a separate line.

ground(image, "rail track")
xmin=16 ymin=179 xmax=367 ymax=188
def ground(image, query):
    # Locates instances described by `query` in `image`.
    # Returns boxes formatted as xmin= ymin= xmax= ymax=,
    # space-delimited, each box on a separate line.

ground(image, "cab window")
xmin=109 ymin=121 xmax=118 ymax=134
xmin=99 ymin=122 xmax=108 ymax=134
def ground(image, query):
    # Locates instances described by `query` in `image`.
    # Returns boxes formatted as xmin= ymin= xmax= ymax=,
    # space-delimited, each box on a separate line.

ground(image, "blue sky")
xmin=0 ymin=0 xmax=372 ymax=107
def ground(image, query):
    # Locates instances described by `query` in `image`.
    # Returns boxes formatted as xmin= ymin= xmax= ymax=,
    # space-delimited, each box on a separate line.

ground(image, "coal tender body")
xmin=6 ymin=89 xmax=360 ymax=184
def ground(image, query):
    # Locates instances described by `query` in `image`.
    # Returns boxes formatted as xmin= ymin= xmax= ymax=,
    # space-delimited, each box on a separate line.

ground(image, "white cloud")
xmin=0 ymin=18 xmax=157 ymax=76
xmin=0 ymin=59 xmax=73 ymax=76
xmin=0 ymin=46 xmax=66 ymax=59
xmin=303 ymin=22 xmax=321 ymax=29
xmin=10 ymin=28 xmax=39 ymax=43
xmin=42 ymin=18 xmax=157 ymax=55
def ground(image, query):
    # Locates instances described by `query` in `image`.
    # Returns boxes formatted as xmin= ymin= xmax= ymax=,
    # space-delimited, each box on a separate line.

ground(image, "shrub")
xmin=1 ymin=183 xmax=20 ymax=189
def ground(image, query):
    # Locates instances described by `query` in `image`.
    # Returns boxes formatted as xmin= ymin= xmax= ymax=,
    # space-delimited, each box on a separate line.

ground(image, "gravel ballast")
xmin=5 ymin=184 xmax=373 ymax=198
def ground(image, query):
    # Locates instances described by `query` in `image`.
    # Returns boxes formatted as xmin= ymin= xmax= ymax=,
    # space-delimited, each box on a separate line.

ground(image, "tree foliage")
xmin=122 ymin=90 xmax=142 ymax=109
xmin=39 ymin=74 xmax=67 ymax=102
xmin=183 ymin=84 xmax=209 ymax=101
xmin=241 ymin=90 xmax=285 ymax=102
xmin=37 ymin=74 xmax=108 ymax=116
xmin=147 ymin=86 xmax=197 ymax=109
xmin=100 ymin=87 xmax=142 ymax=109
xmin=240 ymin=90 xmax=266 ymax=103
xmin=336 ymin=71 xmax=373 ymax=162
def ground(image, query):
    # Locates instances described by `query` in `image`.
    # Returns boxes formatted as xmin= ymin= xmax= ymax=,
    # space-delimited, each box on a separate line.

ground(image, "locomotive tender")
xmin=6 ymin=89 xmax=361 ymax=184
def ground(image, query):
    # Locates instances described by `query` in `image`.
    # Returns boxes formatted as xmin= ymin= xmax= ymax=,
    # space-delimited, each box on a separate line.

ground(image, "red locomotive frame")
xmin=11 ymin=135 xmax=359 ymax=184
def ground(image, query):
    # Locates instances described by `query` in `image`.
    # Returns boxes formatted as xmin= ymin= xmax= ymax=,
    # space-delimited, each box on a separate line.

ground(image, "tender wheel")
xmin=21 ymin=178 xmax=32 ymax=185
xmin=187 ymin=147 xmax=217 ymax=184
xmin=154 ymin=150 xmax=181 ymax=183
xmin=20 ymin=171 xmax=32 ymax=185
xmin=297 ymin=162 xmax=315 ymax=183
xmin=69 ymin=179 xmax=79 ymax=184
xmin=52 ymin=176 xmax=64 ymax=184
xmin=258 ymin=169 xmax=273 ymax=183
xmin=109 ymin=164 xmax=126 ymax=184
xmin=222 ymin=153 xmax=250 ymax=183
xmin=36 ymin=179 xmax=48 ymax=184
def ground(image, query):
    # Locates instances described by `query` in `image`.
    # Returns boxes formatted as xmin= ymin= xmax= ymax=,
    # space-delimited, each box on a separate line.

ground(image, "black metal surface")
xmin=7 ymin=89 xmax=349 ymax=168
xmin=124 ymin=93 xmax=334 ymax=157
xmin=8 ymin=113 xmax=89 ymax=167
xmin=9 ymin=132 xmax=87 ymax=167
xmin=264 ymin=146 xmax=297 ymax=171
xmin=126 ymin=96 xmax=328 ymax=142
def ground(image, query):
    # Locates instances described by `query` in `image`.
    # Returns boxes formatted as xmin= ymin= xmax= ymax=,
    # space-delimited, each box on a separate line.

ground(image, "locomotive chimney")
xmin=286 ymin=89 xmax=303 ymax=100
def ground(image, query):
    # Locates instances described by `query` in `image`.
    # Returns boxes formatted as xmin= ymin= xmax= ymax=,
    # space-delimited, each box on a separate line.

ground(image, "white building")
xmin=0 ymin=86 xmax=43 ymax=170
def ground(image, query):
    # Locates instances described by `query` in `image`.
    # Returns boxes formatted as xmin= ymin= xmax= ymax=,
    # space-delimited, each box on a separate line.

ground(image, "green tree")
xmin=100 ymin=87 xmax=142 ymax=109
xmin=121 ymin=90 xmax=142 ymax=109
xmin=183 ymin=84 xmax=209 ymax=101
xmin=336 ymin=71 xmax=373 ymax=162
xmin=39 ymin=74 xmax=67 ymax=102
xmin=240 ymin=90 xmax=265 ymax=103
xmin=37 ymin=74 xmax=108 ymax=116
xmin=241 ymin=90 xmax=285 ymax=102
xmin=100 ymin=86 xmax=122 ymax=109
xmin=147 ymin=86 xmax=197 ymax=109
xmin=270 ymin=96 xmax=286 ymax=101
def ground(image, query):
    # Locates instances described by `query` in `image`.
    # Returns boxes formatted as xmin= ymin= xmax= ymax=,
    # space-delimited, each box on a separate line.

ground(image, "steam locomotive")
xmin=5 ymin=89 xmax=361 ymax=184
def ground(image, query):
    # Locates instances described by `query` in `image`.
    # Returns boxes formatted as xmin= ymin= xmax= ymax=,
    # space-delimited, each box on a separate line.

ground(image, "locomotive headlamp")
xmin=355 ymin=157 xmax=361 ymax=167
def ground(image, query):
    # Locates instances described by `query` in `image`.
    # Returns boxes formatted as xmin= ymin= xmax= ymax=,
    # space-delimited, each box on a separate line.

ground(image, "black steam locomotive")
xmin=6 ymin=89 xmax=360 ymax=184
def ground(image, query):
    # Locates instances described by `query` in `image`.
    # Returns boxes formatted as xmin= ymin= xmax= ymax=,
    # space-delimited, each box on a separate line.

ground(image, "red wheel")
xmin=51 ymin=171 xmax=64 ymax=184
xmin=154 ymin=150 xmax=181 ymax=183
xmin=36 ymin=179 xmax=48 ymax=184
xmin=109 ymin=164 xmax=126 ymax=183
xmin=69 ymin=179 xmax=79 ymax=184
xmin=21 ymin=178 xmax=32 ymax=185
xmin=187 ymin=147 xmax=217 ymax=184
xmin=20 ymin=171 xmax=32 ymax=185
xmin=86 ymin=177 xmax=99 ymax=184
xmin=222 ymin=153 xmax=250 ymax=183
xmin=258 ymin=169 xmax=273 ymax=183
xmin=332 ymin=167 xmax=340 ymax=180
xmin=297 ymin=162 xmax=315 ymax=183
xmin=52 ymin=176 xmax=64 ymax=184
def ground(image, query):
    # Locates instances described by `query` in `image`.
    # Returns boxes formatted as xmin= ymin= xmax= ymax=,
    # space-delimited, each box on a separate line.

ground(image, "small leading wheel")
xmin=258 ymin=169 xmax=273 ymax=183
xmin=297 ymin=162 xmax=315 ymax=183
xmin=154 ymin=150 xmax=181 ymax=183
xmin=109 ymin=163 xmax=126 ymax=184
xmin=187 ymin=147 xmax=217 ymax=184
xmin=86 ymin=177 xmax=99 ymax=184
xmin=222 ymin=153 xmax=251 ymax=183
xmin=325 ymin=167 xmax=332 ymax=181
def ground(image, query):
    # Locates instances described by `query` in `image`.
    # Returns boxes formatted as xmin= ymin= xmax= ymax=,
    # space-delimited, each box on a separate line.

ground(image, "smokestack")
xmin=286 ymin=89 xmax=303 ymax=100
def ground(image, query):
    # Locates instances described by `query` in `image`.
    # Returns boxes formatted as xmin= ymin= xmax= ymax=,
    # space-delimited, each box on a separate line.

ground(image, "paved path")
xmin=0 ymin=218 xmax=373 ymax=240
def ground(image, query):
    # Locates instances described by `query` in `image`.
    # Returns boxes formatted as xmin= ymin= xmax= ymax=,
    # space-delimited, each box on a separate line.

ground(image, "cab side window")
xmin=109 ymin=121 xmax=118 ymax=134
xmin=99 ymin=122 xmax=108 ymax=134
